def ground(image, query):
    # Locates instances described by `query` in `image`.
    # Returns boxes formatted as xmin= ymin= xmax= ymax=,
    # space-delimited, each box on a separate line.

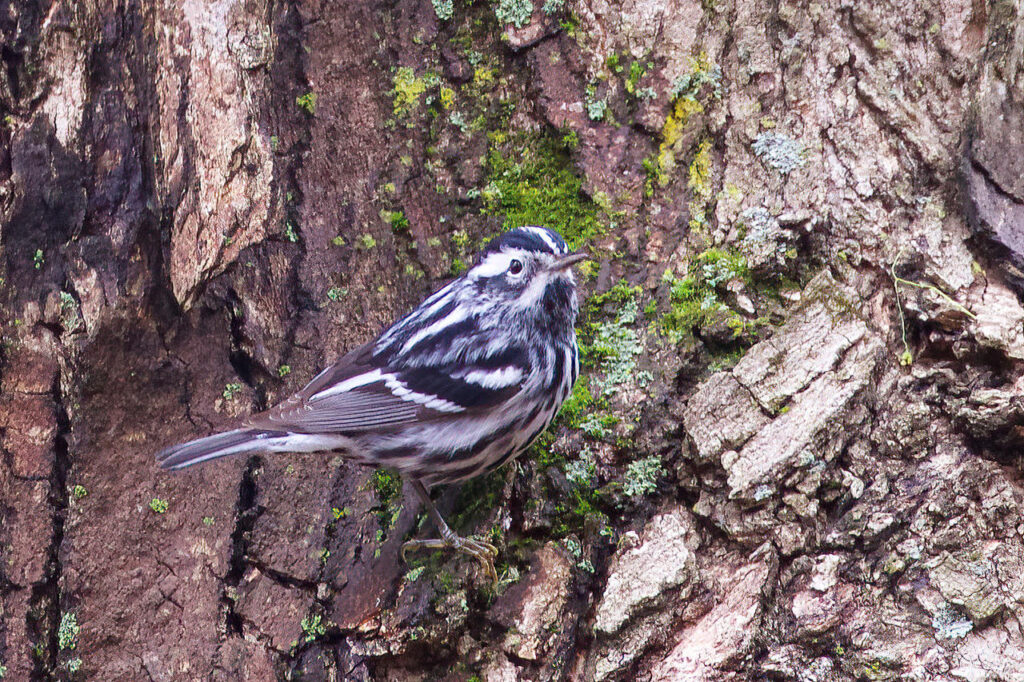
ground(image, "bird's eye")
xmin=508 ymin=259 xmax=524 ymax=275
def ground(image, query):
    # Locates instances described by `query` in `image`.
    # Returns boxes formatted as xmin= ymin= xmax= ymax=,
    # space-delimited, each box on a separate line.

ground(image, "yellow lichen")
xmin=392 ymin=67 xmax=427 ymax=116
xmin=440 ymin=86 xmax=455 ymax=109
xmin=688 ymin=139 xmax=713 ymax=196
xmin=473 ymin=67 xmax=496 ymax=87
xmin=648 ymin=84 xmax=707 ymax=189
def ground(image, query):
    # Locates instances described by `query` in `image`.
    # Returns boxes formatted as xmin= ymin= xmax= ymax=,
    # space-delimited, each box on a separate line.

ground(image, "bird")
xmin=156 ymin=226 xmax=586 ymax=582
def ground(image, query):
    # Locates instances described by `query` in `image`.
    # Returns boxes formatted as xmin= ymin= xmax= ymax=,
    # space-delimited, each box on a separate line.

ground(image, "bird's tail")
xmin=156 ymin=429 xmax=282 ymax=470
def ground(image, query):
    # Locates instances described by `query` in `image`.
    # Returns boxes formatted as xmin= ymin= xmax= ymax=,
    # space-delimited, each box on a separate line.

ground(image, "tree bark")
xmin=2 ymin=0 xmax=1024 ymax=680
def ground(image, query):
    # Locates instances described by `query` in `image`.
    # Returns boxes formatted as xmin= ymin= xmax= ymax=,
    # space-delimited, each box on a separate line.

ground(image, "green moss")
xmin=58 ymin=612 xmax=79 ymax=650
xmin=295 ymin=91 xmax=317 ymax=115
xmin=555 ymin=375 xmax=594 ymax=427
xmin=481 ymin=132 xmax=605 ymax=250
xmin=300 ymin=613 xmax=327 ymax=642
xmin=283 ymin=222 xmax=299 ymax=243
xmin=656 ymin=249 xmax=751 ymax=344
xmin=372 ymin=469 xmax=401 ymax=508
xmin=451 ymin=230 xmax=470 ymax=249
xmin=625 ymin=60 xmax=645 ymax=94
xmin=383 ymin=210 xmax=409 ymax=232
xmin=450 ymin=468 xmax=506 ymax=531
xmin=371 ymin=468 xmax=402 ymax=536
xmin=357 ymin=233 xmax=377 ymax=249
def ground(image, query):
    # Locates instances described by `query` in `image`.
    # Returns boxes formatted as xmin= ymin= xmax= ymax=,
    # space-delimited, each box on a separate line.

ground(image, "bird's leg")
xmin=401 ymin=480 xmax=499 ymax=585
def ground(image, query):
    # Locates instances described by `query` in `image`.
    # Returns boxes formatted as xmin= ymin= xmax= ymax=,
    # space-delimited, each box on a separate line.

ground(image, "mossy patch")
xmin=296 ymin=91 xmax=317 ymax=115
xmin=449 ymin=467 xmax=507 ymax=532
xmin=371 ymin=468 xmax=403 ymax=540
xmin=656 ymin=248 xmax=759 ymax=345
xmin=481 ymin=132 xmax=606 ymax=250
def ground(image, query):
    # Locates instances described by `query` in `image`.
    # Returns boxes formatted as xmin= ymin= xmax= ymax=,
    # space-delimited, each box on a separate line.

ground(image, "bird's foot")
xmin=401 ymin=534 xmax=499 ymax=586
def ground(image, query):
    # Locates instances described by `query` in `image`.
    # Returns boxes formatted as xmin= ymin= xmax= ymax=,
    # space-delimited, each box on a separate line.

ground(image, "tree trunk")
xmin=2 ymin=0 xmax=1024 ymax=679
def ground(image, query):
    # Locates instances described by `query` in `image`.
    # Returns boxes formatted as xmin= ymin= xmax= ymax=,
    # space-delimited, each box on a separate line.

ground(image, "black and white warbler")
xmin=156 ymin=226 xmax=585 ymax=581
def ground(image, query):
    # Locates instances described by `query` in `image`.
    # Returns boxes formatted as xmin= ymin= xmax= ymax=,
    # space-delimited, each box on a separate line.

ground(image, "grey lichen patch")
xmin=590 ymin=295 xmax=643 ymax=397
xmin=431 ymin=0 xmax=454 ymax=21
xmin=58 ymin=612 xmax=79 ymax=651
xmin=622 ymin=456 xmax=663 ymax=497
xmin=594 ymin=508 xmax=698 ymax=635
xmin=494 ymin=0 xmax=534 ymax=28
xmin=737 ymin=207 xmax=794 ymax=277
xmin=752 ymin=131 xmax=807 ymax=175
xmin=930 ymin=603 xmax=973 ymax=641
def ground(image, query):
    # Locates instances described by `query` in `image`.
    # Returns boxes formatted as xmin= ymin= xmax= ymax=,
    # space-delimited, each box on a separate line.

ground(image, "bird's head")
xmin=465 ymin=226 xmax=586 ymax=327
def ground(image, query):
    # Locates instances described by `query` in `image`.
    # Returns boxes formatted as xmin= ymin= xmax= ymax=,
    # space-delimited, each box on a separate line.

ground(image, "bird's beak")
xmin=550 ymin=252 xmax=588 ymax=271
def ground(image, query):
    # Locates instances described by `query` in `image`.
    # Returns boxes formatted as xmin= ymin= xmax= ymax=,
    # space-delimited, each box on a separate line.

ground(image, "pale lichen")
xmin=494 ymin=0 xmax=533 ymax=28
xmin=565 ymin=446 xmax=596 ymax=486
xmin=623 ymin=456 xmax=663 ymax=497
xmin=752 ymin=131 xmax=806 ymax=174
xmin=591 ymin=297 xmax=642 ymax=397
xmin=931 ymin=604 xmax=973 ymax=640
xmin=431 ymin=0 xmax=454 ymax=20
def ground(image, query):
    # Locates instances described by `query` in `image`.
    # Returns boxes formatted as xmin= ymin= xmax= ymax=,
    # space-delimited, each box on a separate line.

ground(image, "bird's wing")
xmin=243 ymin=343 xmax=529 ymax=435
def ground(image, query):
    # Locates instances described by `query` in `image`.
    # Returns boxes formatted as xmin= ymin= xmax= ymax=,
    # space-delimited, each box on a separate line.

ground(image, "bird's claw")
xmin=401 ymin=535 xmax=499 ymax=586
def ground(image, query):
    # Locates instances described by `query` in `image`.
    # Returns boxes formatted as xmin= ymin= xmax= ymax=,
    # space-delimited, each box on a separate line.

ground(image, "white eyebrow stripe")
xmin=384 ymin=377 xmax=464 ymax=413
xmin=310 ymin=369 xmax=386 ymax=400
xmin=400 ymin=304 xmax=470 ymax=354
xmin=462 ymin=366 xmax=524 ymax=388
xmin=528 ymin=226 xmax=560 ymax=254
xmin=472 ymin=251 xmax=514 ymax=278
